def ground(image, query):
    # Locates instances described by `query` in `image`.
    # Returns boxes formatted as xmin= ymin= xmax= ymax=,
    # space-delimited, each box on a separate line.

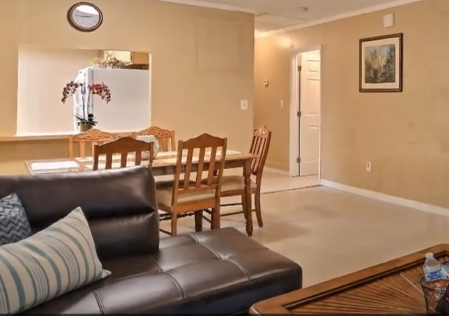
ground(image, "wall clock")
xmin=67 ymin=2 xmax=103 ymax=32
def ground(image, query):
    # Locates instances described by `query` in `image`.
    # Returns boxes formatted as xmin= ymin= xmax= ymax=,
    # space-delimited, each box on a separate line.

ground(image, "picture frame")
xmin=359 ymin=33 xmax=403 ymax=92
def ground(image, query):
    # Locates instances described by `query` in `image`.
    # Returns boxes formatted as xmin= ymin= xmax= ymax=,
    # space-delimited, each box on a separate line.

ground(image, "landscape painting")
xmin=359 ymin=33 xmax=403 ymax=92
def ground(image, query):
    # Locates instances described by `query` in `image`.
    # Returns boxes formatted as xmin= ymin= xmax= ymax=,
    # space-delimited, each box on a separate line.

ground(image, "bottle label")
xmin=426 ymin=270 xmax=442 ymax=281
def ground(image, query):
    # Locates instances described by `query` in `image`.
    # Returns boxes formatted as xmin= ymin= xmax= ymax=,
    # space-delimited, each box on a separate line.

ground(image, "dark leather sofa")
xmin=0 ymin=166 xmax=302 ymax=314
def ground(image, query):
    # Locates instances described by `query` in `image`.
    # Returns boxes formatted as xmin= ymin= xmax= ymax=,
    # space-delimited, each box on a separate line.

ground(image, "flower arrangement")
xmin=61 ymin=81 xmax=111 ymax=129
xmin=91 ymin=52 xmax=128 ymax=69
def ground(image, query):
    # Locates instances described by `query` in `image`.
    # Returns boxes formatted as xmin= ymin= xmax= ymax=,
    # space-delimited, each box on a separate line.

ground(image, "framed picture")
xmin=359 ymin=33 xmax=403 ymax=92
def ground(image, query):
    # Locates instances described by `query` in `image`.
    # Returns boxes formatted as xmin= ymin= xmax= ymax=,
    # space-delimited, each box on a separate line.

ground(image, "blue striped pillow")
xmin=0 ymin=207 xmax=111 ymax=314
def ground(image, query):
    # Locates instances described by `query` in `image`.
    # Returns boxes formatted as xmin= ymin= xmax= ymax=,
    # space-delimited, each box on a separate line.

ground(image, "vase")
xmin=79 ymin=123 xmax=92 ymax=132
xmin=136 ymin=135 xmax=159 ymax=159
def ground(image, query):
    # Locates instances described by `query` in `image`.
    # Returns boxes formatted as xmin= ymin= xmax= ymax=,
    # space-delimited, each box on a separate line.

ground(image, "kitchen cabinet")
xmin=103 ymin=51 xmax=149 ymax=65
xmin=104 ymin=51 xmax=132 ymax=63
xmin=131 ymin=52 xmax=149 ymax=64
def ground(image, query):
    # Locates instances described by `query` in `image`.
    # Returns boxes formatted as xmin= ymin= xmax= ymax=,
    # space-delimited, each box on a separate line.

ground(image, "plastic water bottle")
xmin=424 ymin=252 xmax=443 ymax=281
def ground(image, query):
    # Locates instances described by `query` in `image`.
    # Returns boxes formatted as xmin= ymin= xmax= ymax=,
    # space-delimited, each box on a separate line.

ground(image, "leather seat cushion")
xmin=24 ymin=227 xmax=302 ymax=314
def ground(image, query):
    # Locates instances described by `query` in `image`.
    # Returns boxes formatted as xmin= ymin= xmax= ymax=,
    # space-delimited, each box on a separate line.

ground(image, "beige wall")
xmin=0 ymin=0 xmax=254 ymax=160
xmin=254 ymin=0 xmax=449 ymax=208
xmin=17 ymin=47 xmax=101 ymax=135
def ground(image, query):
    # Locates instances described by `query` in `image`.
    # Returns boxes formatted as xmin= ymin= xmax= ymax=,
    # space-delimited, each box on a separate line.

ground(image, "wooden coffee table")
xmin=251 ymin=244 xmax=449 ymax=314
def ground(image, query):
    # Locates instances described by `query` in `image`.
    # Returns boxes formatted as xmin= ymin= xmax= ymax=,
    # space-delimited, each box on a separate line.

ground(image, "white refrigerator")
xmin=73 ymin=67 xmax=150 ymax=132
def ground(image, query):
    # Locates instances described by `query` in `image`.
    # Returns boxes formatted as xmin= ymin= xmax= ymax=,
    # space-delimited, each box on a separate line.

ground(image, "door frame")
xmin=289 ymin=45 xmax=322 ymax=177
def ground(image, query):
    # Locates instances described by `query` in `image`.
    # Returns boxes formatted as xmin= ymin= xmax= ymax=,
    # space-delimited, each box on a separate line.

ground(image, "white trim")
xmin=289 ymin=46 xmax=322 ymax=178
xmin=289 ymin=50 xmax=300 ymax=177
xmin=153 ymin=0 xmax=254 ymax=13
xmin=264 ymin=167 xmax=291 ymax=177
xmin=255 ymin=0 xmax=426 ymax=38
xmin=320 ymin=179 xmax=449 ymax=217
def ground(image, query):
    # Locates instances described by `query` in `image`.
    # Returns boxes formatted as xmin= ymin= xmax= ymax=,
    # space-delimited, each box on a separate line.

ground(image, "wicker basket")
xmin=419 ymin=275 xmax=449 ymax=314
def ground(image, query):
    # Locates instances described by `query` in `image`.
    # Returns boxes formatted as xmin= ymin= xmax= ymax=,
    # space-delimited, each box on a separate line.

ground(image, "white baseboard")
xmin=264 ymin=167 xmax=291 ymax=176
xmin=320 ymin=179 xmax=449 ymax=217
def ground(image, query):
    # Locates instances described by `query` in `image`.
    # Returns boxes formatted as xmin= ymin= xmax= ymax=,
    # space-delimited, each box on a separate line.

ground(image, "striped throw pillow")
xmin=0 ymin=207 xmax=111 ymax=314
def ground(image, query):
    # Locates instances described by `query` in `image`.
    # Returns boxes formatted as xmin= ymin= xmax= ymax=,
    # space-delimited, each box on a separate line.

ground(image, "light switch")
xmin=240 ymin=100 xmax=248 ymax=110
xmin=383 ymin=14 xmax=395 ymax=28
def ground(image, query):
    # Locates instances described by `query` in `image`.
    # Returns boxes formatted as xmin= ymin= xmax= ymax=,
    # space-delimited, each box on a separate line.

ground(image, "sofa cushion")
xmin=0 ymin=166 xmax=160 ymax=260
xmin=23 ymin=227 xmax=302 ymax=314
xmin=0 ymin=207 xmax=110 ymax=314
xmin=0 ymin=193 xmax=32 ymax=246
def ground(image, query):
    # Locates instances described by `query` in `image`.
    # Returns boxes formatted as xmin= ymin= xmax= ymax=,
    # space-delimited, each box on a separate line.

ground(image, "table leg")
xmin=243 ymin=159 xmax=253 ymax=236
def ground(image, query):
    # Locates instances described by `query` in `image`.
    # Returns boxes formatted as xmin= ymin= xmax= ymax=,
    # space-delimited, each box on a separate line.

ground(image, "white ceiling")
xmin=156 ymin=0 xmax=420 ymax=34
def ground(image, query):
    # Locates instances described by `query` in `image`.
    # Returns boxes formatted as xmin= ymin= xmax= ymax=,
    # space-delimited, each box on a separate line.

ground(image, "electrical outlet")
xmin=240 ymin=100 xmax=248 ymax=110
xmin=365 ymin=161 xmax=372 ymax=172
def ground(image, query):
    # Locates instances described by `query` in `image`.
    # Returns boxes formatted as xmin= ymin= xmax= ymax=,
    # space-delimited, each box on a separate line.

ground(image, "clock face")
xmin=68 ymin=2 xmax=103 ymax=32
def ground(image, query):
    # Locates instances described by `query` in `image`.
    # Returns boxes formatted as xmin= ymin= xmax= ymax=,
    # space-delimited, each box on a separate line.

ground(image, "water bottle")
xmin=424 ymin=252 xmax=443 ymax=281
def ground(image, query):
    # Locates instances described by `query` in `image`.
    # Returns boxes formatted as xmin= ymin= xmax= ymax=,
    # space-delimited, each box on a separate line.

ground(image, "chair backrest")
xmin=68 ymin=128 xmax=117 ymax=158
xmin=171 ymin=133 xmax=227 ymax=206
xmin=131 ymin=126 xmax=176 ymax=151
xmin=250 ymin=126 xmax=272 ymax=178
xmin=92 ymin=136 xmax=153 ymax=171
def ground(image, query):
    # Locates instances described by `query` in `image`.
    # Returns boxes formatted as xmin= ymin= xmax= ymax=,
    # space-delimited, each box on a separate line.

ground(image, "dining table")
xmin=25 ymin=150 xmax=257 ymax=236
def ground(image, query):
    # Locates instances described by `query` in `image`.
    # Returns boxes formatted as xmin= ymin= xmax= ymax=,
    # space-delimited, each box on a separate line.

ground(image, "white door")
xmin=299 ymin=51 xmax=321 ymax=176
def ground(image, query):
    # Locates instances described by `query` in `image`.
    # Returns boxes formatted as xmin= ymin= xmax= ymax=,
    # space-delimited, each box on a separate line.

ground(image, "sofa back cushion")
xmin=0 ymin=166 xmax=159 ymax=260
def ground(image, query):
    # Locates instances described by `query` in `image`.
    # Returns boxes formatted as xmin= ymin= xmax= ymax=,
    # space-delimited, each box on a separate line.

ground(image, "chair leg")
xmin=171 ymin=214 xmax=178 ymax=236
xmin=254 ymin=190 xmax=263 ymax=227
xmin=213 ymin=205 xmax=221 ymax=230
xmin=210 ymin=208 xmax=215 ymax=230
xmin=194 ymin=210 xmax=203 ymax=232
xmin=240 ymin=193 xmax=248 ymax=221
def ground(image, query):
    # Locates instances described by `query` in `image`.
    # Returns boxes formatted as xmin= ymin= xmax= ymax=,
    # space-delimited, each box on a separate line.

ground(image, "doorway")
xmin=289 ymin=46 xmax=322 ymax=177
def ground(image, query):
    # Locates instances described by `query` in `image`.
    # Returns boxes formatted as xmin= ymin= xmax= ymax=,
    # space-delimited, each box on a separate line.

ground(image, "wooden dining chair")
xmin=155 ymin=133 xmax=227 ymax=236
xmin=203 ymin=126 xmax=272 ymax=228
xmin=92 ymin=136 xmax=153 ymax=170
xmin=68 ymin=128 xmax=117 ymax=158
xmin=131 ymin=126 xmax=176 ymax=151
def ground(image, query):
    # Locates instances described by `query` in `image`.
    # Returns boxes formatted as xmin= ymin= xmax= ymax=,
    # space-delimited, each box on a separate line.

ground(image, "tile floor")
xmin=160 ymin=171 xmax=449 ymax=287
xmin=257 ymin=171 xmax=319 ymax=193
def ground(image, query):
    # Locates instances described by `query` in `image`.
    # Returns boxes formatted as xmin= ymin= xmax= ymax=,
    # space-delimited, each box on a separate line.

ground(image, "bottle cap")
xmin=425 ymin=252 xmax=434 ymax=259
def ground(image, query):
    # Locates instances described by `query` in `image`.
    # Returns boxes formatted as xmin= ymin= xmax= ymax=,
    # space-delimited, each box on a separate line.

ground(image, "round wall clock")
xmin=67 ymin=2 xmax=103 ymax=32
